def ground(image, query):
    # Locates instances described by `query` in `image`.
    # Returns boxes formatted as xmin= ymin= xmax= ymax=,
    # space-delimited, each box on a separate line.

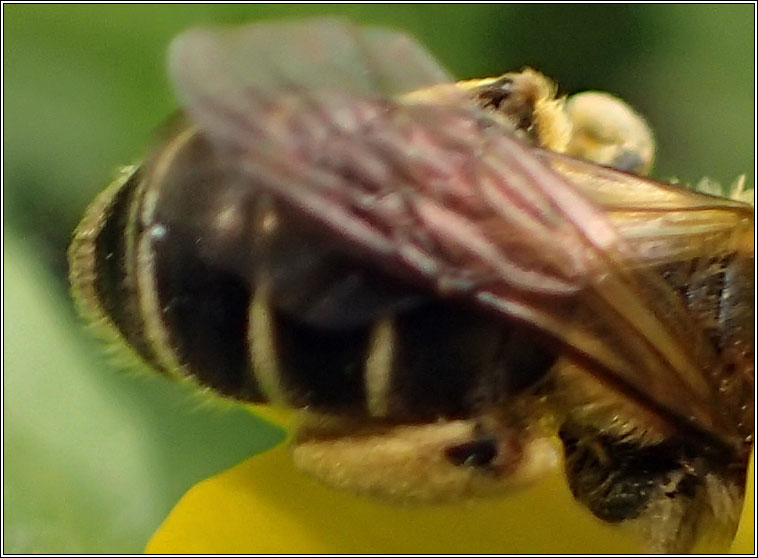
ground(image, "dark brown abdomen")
xmin=72 ymin=126 xmax=558 ymax=419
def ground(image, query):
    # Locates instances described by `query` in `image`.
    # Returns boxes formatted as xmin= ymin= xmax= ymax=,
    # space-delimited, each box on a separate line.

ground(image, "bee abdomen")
xmin=71 ymin=129 xmax=267 ymax=401
xmin=69 ymin=165 xmax=167 ymax=372
xmin=147 ymin=218 xmax=263 ymax=400
xmin=72 ymin=127 xmax=558 ymax=415
xmin=251 ymin=292 xmax=557 ymax=419
xmin=133 ymin=128 xmax=267 ymax=400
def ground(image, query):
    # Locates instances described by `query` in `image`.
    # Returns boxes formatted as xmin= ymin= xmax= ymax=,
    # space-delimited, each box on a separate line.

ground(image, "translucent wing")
xmin=168 ymin=19 xmax=750 ymax=453
xmin=168 ymin=17 xmax=454 ymax=108
xmin=539 ymin=150 xmax=754 ymax=263
xmin=536 ymin=150 xmax=754 ymax=448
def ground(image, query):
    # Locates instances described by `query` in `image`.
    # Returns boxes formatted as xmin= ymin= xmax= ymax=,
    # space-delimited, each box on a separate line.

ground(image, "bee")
xmin=68 ymin=18 xmax=753 ymax=553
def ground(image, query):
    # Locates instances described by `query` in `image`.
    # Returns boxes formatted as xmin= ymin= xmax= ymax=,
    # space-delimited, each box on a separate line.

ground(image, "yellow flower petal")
xmin=146 ymin=413 xmax=753 ymax=554
xmin=730 ymin=452 xmax=754 ymax=554
xmin=148 ymin=445 xmax=628 ymax=553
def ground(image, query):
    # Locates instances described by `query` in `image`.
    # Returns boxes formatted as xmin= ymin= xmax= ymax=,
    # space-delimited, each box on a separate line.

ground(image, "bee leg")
xmin=636 ymin=465 xmax=745 ymax=553
xmin=442 ymin=413 xmax=550 ymax=481
xmin=560 ymin=425 xmax=680 ymax=523
xmin=629 ymin=469 xmax=704 ymax=553
xmin=291 ymin=412 xmax=560 ymax=503
xmin=559 ymin=426 xmax=741 ymax=552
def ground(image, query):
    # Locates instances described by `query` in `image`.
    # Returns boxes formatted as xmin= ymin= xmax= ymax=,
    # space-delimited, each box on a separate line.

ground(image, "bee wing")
xmin=167 ymin=18 xmax=454 ymax=110
xmin=168 ymin=20 xmax=746 ymax=451
xmin=535 ymin=150 xmax=754 ymax=445
xmin=537 ymin=149 xmax=754 ymax=263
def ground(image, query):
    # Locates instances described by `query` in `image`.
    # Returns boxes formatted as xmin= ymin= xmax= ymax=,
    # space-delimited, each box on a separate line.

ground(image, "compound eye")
xmin=445 ymin=436 xmax=499 ymax=468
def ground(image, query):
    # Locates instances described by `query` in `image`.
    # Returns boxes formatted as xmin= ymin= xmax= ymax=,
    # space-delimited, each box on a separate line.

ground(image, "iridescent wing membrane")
xmin=168 ymin=18 xmax=753 ymax=454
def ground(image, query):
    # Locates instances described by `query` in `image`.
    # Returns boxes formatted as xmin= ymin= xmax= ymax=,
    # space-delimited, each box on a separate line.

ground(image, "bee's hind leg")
xmin=559 ymin=424 xmax=742 ymax=553
xmin=290 ymin=411 xmax=561 ymax=504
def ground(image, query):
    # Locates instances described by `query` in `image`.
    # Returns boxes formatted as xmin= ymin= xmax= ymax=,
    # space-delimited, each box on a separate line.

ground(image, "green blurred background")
xmin=3 ymin=4 xmax=755 ymax=553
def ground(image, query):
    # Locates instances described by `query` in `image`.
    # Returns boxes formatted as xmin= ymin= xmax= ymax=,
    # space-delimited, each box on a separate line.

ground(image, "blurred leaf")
xmin=2 ymin=234 xmax=284 ymax=553
xmin=3 ymin=5 xmax=753 ymax=272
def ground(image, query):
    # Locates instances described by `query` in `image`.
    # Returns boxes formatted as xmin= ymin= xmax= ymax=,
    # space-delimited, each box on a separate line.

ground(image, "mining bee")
xmin=68 ymin=18 xmax=753 ymax=553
